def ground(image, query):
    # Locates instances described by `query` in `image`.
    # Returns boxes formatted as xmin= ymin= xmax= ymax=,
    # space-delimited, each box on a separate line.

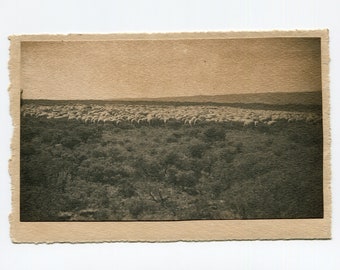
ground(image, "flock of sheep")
xmin=21 ymin=103 xmax=322 ymax=126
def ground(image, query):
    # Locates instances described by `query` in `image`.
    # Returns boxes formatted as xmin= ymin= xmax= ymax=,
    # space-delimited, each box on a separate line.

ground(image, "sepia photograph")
xmin=3 ymin=0 xmax=340 ymax=268
xmin=10 ymin=31 xmax=330 ymax=241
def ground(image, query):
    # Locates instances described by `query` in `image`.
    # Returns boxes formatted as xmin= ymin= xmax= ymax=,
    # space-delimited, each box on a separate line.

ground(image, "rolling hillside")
xmin=123 ymin=91 xmax=322 ymax=105
xmin=22 ymin=91 xmax=322 ymax=112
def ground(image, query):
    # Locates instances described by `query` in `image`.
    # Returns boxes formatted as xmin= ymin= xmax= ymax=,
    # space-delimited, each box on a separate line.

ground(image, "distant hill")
xmin=22 ymin=91 xmax=322 ymax=112
xmin=121 ymin=91 xmax=322 ymax=106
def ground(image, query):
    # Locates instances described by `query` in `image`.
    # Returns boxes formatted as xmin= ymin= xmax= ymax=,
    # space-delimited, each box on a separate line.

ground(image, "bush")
xmin=166 ymin=136 xmax=178 ymax=143
xmin=118 ymin=182 xmax=136 ymax=198
xmin=163 ymin=152 xmax=180 ymax=166
xmin=61 ymin=136 xmax=81 ymax=149
xmin=204 ymin=126 xmax=225 ymax=142
xmin=75 ymin=126 xmax=94 ymax=142
xmin=129 ymin=200 xmax=144 ymax=218
xmin=21 ymin=143 xmax=37 ymax=156
xmin=219 ymin=148 xmax=236 ymax=163
xmin=188 ymin=143 xmax=207 ymax=158
xmin=176 ymin=170 xmax=197 ymax=188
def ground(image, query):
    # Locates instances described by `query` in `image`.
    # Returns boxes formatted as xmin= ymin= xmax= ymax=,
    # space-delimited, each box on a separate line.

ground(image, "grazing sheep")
xmin=243 ymin=119 xmax=253 ymax=126
xmin=21 ymin=103 xmax=322 ymax=128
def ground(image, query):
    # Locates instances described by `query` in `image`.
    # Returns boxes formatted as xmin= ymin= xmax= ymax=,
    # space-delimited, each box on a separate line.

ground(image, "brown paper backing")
xmin=9 ymin=30 xmax=331 ymax=243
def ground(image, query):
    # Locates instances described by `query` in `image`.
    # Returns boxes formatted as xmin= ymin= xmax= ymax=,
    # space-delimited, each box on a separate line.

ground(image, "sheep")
xmin=21 ymin=102 xmax=322 ymax=129
xmin=243 ymin=119 xmax=254 ymax=126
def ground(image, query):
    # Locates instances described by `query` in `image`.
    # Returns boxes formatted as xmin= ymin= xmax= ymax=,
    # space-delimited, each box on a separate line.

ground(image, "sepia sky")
xmin=21 ymin=38 xmax=321 ymax=100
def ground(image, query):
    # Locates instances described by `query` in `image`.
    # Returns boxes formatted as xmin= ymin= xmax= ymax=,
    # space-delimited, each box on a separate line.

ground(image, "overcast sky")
xmin=21 ymin=38 xmax=321 ymax=100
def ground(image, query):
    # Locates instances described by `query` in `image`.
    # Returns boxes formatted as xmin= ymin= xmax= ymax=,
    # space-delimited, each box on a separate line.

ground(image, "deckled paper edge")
xmin=9 ymin=30 xmax=331 ymax=243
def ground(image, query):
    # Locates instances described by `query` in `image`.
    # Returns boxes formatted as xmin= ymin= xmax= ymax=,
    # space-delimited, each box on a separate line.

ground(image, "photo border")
xmin=9 ymin=30 xmax=331 ymax=242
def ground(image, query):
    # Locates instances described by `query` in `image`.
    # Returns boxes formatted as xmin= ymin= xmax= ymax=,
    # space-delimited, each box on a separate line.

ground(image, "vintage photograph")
xmin=19 ymin=37 xmax=324 ymax=222
xmin=10 ymin=31 xmax=330 ymax=241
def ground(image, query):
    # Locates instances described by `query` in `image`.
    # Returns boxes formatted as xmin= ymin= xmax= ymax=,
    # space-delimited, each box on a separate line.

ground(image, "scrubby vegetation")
xmin=20 ymin=103 xmax=323 ymax=221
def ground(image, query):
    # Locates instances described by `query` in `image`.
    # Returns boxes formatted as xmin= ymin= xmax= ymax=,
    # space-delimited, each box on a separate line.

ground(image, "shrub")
xmin=129 ymin=200 xmax=144 ymax=218
xmin=188 ymin=143 xmax=207 ymax=158
xmin=203 ymin=126 xmax=225 ymax=142
xmin=118 ymin=182 xmax=136 ymax=198
xmin=219 ymin=148 xmax=236 ymax=163
xmin=21 ymin=143 xmax=37 ymax=156
xmin=166 ymin=136 xmax=178 ymax=143
xmin=165 ymin=166 xmax=178 ymax=184
xmin=75 ymin=126 xmax=93 ymax=142
xmin=61 ymin=136 xmax=81 ymax=149
xmin=93 ymin=209 xmax=110 ymax=220
xmin=163 ymin=152 xmax=180 ymax=166
xmin=235 ymin=142 xmax=243 ymax=153
xmin=176 ymin=170 xmax=197 ymax=188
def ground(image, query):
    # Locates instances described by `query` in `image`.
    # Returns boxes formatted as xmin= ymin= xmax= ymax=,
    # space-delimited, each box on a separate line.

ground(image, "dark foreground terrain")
xmin=20 ymin=108 xmax=323 ymax=221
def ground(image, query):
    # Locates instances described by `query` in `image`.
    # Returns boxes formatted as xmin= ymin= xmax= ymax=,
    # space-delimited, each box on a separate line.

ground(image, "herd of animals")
xmin=21 ymin=103 xmax=322 ymax=126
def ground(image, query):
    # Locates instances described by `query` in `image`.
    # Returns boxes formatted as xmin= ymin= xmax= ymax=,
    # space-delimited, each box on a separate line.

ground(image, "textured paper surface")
xmin=9 ymin=30 xmax=331 ymax=242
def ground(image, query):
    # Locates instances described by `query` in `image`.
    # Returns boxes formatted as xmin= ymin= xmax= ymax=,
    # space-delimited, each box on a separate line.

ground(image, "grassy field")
xmin=20 ymin=104 xmax=323 ymax=221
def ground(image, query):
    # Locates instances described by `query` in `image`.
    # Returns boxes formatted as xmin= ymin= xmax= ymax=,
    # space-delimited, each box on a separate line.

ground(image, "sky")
xmin=21 ymin=38 xmax=321 ymax=100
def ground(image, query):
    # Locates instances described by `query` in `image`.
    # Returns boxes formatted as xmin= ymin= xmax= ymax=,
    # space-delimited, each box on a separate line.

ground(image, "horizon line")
xmin=22 ymin=90 xmax=322 ymax=101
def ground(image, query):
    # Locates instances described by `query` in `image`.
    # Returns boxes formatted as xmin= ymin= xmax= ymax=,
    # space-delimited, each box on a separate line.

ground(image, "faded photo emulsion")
xmin=10 ymin=31 xmax=331 ymax=242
